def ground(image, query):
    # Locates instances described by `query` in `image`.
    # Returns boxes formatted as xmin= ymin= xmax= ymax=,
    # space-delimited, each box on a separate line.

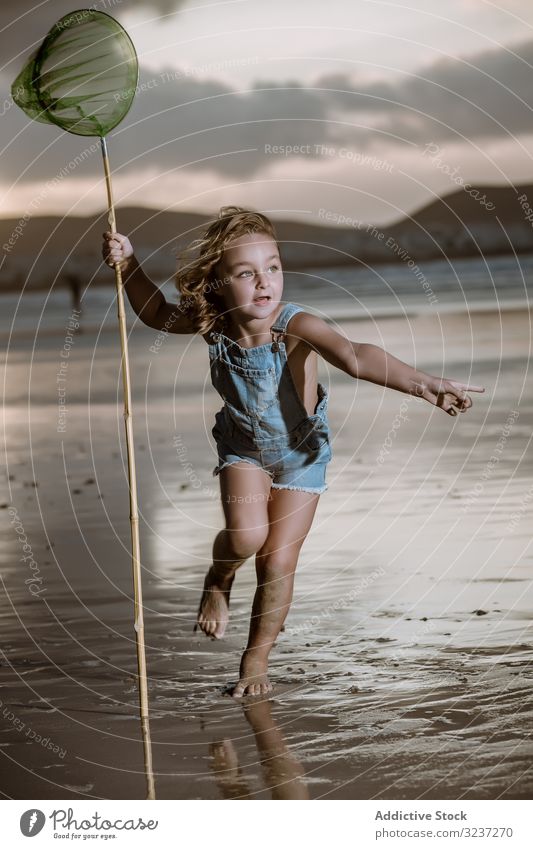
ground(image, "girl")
xmin=102 ymin=206 xmax=484 ymax=698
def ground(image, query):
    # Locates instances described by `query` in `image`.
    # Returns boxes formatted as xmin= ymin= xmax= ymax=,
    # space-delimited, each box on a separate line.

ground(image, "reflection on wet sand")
xmin=141 ymin=715 xmax=156 ymax=799
xmin=209 ymin=700 xmax=309 ymax=800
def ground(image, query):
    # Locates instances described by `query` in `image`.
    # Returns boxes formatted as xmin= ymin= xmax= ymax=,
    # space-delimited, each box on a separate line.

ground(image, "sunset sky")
xmin=2 ymin=0 xmax=533 ymax=226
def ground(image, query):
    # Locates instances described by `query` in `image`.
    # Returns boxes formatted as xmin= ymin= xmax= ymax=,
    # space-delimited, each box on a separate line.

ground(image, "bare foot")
xmin=195 ymin=565 xmax=234 ymax=638
xmin=232 ymin=650 xmax=273 ymax=698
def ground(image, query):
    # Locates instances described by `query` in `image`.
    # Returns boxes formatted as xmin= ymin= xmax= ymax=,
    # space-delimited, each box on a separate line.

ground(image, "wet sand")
xmin=1 ymin=302 xmax=532 ymax=799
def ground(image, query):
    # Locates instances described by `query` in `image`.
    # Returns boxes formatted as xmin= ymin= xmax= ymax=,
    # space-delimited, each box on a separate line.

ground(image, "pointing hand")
xmin=410 ymin=376 xmax=485 ymax=416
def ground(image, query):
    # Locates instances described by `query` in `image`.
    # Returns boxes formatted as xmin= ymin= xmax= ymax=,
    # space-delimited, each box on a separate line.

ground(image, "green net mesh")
xmin=12 ymin=9 xmax=138 ymax=137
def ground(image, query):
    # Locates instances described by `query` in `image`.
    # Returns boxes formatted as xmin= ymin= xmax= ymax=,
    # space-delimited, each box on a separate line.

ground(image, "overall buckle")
xmin=270 ymin=328 xmax=285 ymax=352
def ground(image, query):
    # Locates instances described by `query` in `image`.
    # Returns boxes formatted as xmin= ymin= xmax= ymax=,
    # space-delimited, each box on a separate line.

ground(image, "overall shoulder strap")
xmin=270 ymin=302 xmax=304 ymax=335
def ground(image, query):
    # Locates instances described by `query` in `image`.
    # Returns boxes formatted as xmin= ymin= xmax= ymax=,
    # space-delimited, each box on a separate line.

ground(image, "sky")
xmin=2 ymin=0 xmax=533 ymax=226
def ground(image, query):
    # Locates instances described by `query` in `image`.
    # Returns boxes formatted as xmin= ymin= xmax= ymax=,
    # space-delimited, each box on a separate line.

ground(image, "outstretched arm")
xmin=290 ymin=312 xmax=485 ymax=416
xmin=102 ymin=231 xmax=194 ymax=333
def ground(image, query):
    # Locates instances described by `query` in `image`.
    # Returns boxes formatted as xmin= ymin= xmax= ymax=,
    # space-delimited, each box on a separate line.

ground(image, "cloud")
xmin=0 ymin=0 xmax=186 ymax=72
xmin=317 ymin=37 xmax=533 ymax=146
xmin=3 ymin=2 xmax=533 ymax=196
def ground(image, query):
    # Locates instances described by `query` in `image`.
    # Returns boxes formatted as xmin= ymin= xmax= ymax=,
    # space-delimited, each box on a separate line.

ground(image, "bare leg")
xmin=196 ymin=462 xmax=271 ymax=638
xmin=232 ymin=488 xmax=320 ymax=697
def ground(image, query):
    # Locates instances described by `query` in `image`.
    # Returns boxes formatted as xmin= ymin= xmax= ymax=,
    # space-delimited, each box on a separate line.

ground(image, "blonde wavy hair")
xmin=174 ymin=205 xmax=278 ymax=335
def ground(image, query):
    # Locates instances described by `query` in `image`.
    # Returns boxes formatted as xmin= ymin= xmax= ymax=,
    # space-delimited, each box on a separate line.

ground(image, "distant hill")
xmin=2 ymin=183 xmax=533 ymax=292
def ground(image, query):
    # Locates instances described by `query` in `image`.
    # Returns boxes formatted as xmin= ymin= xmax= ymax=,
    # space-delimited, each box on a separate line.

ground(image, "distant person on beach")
xmin=64 ymin=270 xmax=82 ymax=315
xmin=102 ymin=206 xmax=484 ymax=698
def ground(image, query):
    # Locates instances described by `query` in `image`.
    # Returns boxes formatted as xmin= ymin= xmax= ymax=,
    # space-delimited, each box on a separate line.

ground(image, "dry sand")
xmin=1 ymin=303 xmax=532 ymax=799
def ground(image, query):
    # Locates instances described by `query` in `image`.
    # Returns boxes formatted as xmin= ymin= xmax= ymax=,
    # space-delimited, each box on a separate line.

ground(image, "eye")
xmin=237 ymin=270 xmax=253 ymax=278
xmin=268 ymin=264 xmax=279 ymax=272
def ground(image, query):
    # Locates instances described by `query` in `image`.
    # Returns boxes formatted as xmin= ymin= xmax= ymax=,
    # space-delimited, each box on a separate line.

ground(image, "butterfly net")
xmin=12 ymin=8 xmax=138 ymax=137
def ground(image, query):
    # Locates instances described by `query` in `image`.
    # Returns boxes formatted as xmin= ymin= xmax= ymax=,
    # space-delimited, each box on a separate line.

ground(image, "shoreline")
xmin=0 ymin=296 xmax=530 ymax=343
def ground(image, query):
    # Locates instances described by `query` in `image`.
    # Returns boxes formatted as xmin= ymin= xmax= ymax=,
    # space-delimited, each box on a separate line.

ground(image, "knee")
xmin=225 ymin=526 xmax=268 ymax=560
xmin=256 ymin=544 xmax=299 ymax=575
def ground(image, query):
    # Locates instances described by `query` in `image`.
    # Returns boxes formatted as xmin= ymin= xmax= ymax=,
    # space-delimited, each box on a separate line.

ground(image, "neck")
xmin=227 ymin=302 xmax=283 ymax=344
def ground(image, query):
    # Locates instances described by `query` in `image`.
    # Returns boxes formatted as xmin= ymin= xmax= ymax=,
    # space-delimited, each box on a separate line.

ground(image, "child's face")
xmin=216 ymin=232 xmax=283 ymax=321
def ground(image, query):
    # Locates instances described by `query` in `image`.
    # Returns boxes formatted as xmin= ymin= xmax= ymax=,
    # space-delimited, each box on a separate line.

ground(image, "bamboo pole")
xmin=100 ymin=136 xmax=155 ymax=800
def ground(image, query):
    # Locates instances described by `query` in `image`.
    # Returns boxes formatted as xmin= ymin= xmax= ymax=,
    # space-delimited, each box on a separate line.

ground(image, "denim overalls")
xmin=208 ymin=302 xmax=332 ymax=493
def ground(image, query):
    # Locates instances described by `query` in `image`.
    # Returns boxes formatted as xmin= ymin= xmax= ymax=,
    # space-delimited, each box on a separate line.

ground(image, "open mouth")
xmin=253 ymin=295 xmax=271 ymax=304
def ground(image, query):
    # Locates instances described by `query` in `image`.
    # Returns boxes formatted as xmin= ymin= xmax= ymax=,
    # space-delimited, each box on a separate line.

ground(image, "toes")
xmin=231 ymin=678 xmax=272 ymax=698
xmin=196 ymin=617 xmax=215 ymax=637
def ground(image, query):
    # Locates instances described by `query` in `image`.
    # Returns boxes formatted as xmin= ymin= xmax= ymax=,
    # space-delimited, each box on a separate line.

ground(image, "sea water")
xmin=1 ymin=252 xmax=531 ymax=338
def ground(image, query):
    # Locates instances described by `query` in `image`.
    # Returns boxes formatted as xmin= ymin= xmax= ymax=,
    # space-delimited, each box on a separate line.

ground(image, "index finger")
xmin=448 ymin=381 xmax=485 ymax=393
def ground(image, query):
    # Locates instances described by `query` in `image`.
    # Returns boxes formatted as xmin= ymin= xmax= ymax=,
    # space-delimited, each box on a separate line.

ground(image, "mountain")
xmin=1 ymin=183 xmax=533 ymax=292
